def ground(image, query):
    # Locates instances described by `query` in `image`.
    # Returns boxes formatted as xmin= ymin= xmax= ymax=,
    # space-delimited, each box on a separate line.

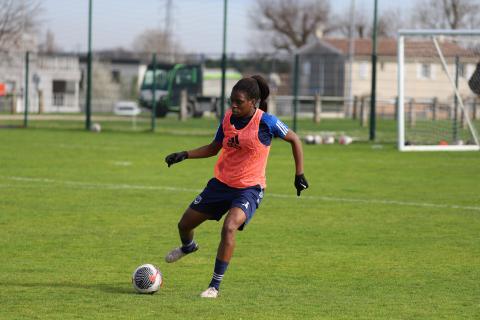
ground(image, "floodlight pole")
xmin=85 ymin=0 xmax=93 ymax=130
xmin=220 ymin=0 xmax=228 ymax=120
xmin=369 ymin=0 xmax=378 ymax=141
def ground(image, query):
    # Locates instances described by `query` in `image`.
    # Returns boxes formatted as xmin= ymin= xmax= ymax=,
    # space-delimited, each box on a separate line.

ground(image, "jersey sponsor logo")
xmin=193 ymin=195 xmax=202 ymax=204
xmin=227 ymin=135 xmax=241 ymax=149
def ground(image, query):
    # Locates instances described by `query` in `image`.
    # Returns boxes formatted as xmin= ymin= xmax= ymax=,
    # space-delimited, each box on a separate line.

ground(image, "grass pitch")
xmin=0 ymin=121 xmax=479 ymax=319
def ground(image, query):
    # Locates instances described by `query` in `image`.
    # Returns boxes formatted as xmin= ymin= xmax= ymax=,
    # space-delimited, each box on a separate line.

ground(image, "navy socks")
xmin=181 ymin=239 xmax=198 ymax=254
xmin=209 ymin=258 xmax=229 ymax=290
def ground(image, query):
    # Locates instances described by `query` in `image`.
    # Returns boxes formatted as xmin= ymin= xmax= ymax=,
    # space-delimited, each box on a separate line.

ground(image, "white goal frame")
xmin=397 ymin=29 xmax=480 ymax=151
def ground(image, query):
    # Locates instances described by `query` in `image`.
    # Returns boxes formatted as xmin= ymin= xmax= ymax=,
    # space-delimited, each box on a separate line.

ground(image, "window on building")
xmin=112 ymin=70 xmax=121 ymax=83
xmin=52 ymin=80 xmax=76 ymax=106
xmin=359 ymin=62 xmax=368 ymax=80
xmin=419 ymin=63 xmax=432 ymax=79
xmin=53 ymin=80 xmax=75 ymax=94
xmin=302 ymin=61 xmax=311 ymax=75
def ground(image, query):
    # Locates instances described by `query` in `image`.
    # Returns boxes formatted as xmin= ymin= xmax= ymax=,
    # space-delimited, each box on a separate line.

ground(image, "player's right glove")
xmin=165 ymin=151 xmax=188 ymax=167
xmin=294 ymin=174 xmax=309 ymax=196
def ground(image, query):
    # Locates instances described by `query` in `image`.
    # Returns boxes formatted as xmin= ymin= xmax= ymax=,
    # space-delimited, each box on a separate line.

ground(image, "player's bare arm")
xmin=165 ymin=141 xmax=222 ymax=167
xmin=283 ymin=130 xmax=304 ymax=175
xmin=283 ymin=130 xmax=309 ymax=196
xmin=186 ymin=141 xmax=222 ymax=159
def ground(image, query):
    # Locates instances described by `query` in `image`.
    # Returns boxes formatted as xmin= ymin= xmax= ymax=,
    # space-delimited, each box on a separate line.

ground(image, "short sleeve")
xmin=261 ymin=113 xmax=289 ymax=139
xmin=214 ymin=120 xmax=224 ymax=143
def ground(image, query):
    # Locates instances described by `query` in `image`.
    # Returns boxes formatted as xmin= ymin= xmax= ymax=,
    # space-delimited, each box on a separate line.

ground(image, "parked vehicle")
xmin=113 ymin=100 xmax=141 ymax=116
xmin=139 ymin=63 xmax=241 ymax=117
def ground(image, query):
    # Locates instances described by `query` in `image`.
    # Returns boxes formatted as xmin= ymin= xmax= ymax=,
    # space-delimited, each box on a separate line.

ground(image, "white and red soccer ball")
xmin=338 ymin=135 xmax=353 ymax=145
xmin=132 ymin=264 xmax=162 ymax=294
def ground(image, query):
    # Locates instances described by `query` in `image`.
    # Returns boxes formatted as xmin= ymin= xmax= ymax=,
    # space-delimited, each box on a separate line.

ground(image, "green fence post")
xmin=151 ymin=53 xmax=157 ymax=132
xmin=85 ymin=0 xmax=93 ymax=130
xmin=24 ymin=51 xmax=30 ymax=128
xmin=369 ymin=0 xmax=378 ymax=141
xmin=292 ymin=53 xmax=299 ymax=133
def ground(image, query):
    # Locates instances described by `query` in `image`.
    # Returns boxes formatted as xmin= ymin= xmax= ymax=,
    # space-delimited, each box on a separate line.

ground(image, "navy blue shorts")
xmin=189 ymin=178 xmax=264 ymax=230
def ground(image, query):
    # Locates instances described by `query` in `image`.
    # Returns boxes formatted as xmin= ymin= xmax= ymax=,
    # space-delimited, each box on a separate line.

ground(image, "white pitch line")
xmin=3 ymin=176 xmax=480 ymax=212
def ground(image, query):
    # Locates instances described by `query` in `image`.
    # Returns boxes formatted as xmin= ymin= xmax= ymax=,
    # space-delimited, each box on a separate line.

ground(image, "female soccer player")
xmin=164 ymin=75 xmax=309 ymax=298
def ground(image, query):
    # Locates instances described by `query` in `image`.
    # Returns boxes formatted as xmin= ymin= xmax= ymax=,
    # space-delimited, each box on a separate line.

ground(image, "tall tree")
xmin=0 ymin=0 xmax=42 ymax=51
xmin=132 ymin=28 xmax=182 ymax=57
xmin=377 ymin=8 xmax=406 ymax=38
xmin=334 ymin=7 xmax=405 ymax=39
xmin=250 ymin=0 xmax=331 ymax=53
xmin=413 ymin=0 xmax=480 ymax=29
xmin=333 ymin=9 xmax=369 ymax=39
xmin=38 ymin=29 xmax=59 ymax=53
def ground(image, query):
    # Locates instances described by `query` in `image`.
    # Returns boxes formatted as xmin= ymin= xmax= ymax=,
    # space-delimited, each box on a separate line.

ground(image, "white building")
xmin=0 ymin=52 xmax=82 ymax=113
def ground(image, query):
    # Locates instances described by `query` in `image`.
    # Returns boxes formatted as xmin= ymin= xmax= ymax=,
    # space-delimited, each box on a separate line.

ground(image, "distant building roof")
xmin=300 ymin=38 xmax=477 ymax=58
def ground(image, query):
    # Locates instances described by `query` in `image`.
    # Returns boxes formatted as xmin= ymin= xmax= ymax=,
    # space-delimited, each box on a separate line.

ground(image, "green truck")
xmin=139 ymin=63 xmax=242 ymax=117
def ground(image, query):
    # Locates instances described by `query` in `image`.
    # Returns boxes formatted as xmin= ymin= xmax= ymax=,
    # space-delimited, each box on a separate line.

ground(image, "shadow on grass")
xmin=0 ymin=281 xmax=134 ymax=294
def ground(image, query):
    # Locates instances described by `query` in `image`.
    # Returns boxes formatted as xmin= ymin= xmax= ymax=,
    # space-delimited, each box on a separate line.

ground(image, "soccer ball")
xmin=322 ymin=135 xmax=335 ymax=144
xmin=304 ymin=135 xmax=315 ymax=144
xmin=338 ymin=135 xmax=353 ymax=145
xmin=132 ymin=264 xmax=162 ymax=294
xmin=90 ymin=123 xmax=102 ymax=133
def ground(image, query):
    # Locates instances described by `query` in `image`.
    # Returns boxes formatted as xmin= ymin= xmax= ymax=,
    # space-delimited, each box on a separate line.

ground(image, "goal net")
xmin=397 ymin=30 xmax=480 ymax=151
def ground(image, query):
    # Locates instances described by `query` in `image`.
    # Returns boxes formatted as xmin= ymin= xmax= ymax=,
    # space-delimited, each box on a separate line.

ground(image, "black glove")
xmin=294 ymin=174 xmax=309 ymax=196
xmin=165 ymin=151 xmax=188 ymax=167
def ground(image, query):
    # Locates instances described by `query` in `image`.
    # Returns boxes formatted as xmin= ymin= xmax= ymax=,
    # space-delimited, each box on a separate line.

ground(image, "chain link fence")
xmin=3 ymin=47 xmax=479 ymax=144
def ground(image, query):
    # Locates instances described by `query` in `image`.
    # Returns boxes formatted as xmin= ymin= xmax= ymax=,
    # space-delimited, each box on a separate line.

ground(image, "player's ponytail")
xmin=251 ymin=75 xmax=270 ymax=112
xmin=232 ymin=75 xmax=270 ymax=112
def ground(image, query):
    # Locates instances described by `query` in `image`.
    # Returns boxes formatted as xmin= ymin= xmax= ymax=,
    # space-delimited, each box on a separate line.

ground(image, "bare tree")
xmin=333 ymin=9 xmax=369 ymax=39
xmin=334 ymin=7 xmax=405 ymax=39
xmin=0 ymin=0 xmax=42 ymax=51
xmin=132 ymin=28 xmax=182 ymax=57
xmin=376 ymin=8 xmax=406 ymax=38
xmin=250 ymin=0 xmax=332 ymax=53
xmin=38 ymin=29 xmax=59 ymax=53
xmin=413 ymin=0 xmax=480 ymax=29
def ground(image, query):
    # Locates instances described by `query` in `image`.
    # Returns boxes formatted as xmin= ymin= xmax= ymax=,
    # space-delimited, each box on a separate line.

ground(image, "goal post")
xmin=397 ymin=29 xmax=480 ymax=151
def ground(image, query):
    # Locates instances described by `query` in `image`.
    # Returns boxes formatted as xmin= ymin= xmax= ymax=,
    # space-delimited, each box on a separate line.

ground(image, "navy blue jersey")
xmin=214 ymin=112 xmax=289 ymax=146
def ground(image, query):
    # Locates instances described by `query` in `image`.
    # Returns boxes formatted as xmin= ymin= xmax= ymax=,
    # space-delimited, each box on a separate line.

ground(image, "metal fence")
xmin=1 ymin=48 xmax=478 ymax=142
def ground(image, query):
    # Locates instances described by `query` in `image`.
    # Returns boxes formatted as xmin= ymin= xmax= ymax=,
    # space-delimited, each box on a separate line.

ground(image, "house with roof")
xmin=298 ymin=38 xmax=478 ymax=102
xmin=0 ymin=52 xmax=81 ymax=113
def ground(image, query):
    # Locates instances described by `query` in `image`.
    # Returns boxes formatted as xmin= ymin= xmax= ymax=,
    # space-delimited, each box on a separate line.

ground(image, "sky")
xmin=40 ymin=0 xmax=416 ymax=54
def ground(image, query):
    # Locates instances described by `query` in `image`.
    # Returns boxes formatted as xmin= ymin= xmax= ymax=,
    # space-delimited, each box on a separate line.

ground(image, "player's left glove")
xmin=165 ymin=151 xmax=188 ymax=167
xmin=294 ymin=174 xmax=309 ymax=196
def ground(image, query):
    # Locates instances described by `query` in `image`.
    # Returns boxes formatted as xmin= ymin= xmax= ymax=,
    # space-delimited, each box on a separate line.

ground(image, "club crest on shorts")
xmin=193 ymin=195 xmax=202 ymax=204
